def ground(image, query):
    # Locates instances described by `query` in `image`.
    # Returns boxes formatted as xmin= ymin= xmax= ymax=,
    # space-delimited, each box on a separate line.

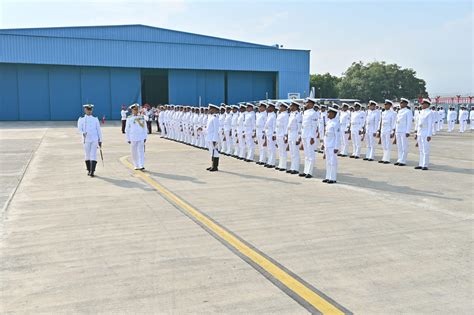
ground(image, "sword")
xmin=99 ymin=145 xmax=104 ymax=167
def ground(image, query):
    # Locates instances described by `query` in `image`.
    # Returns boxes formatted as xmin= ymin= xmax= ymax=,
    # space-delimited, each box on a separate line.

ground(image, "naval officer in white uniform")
xmin=414 ymin=99 xmax=434 ymax=170
xmin=206 ymin=104 xmax=221 ymax=172
xmin=125 ymin=104 xmax=148 ymax=170
xmin=77 ymin=104 xmax=103 ymax=177
xmin=322 ymin=106 xmax=341 ymax=184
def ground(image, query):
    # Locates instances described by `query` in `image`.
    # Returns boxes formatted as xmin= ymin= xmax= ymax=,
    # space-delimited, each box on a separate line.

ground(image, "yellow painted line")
xmin=120 ymin=156 xmax=346 ymax=315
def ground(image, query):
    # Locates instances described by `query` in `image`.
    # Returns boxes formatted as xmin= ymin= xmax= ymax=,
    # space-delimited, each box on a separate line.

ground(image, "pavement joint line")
xmin=1 ymin=129 xmax=47 ymax=216
xmin=120 ymin=155 xmax=352 ymax=315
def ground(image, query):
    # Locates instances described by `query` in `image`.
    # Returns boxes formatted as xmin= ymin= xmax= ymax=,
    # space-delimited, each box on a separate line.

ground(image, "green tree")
xmin=336 ymin=61 xmax=428 ymax=102
xmin=309 ymin=73 xmax=341 ymax=98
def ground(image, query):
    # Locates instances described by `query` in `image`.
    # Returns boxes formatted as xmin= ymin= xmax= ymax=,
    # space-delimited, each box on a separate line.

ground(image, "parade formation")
xmin=78 ymin=98 xmax=473 ymax=182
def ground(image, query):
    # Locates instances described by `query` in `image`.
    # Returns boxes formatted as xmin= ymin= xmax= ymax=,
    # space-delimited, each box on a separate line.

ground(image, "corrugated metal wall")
xmin=0 ymin=64 xmax=141 ymax=120
xmin=168 ymin=69 xmax=225 ymax=105
xmin=227 ymin=71 xmax=275 ymax=104
xmin=0 ymin=25 xmax=268 ymax=48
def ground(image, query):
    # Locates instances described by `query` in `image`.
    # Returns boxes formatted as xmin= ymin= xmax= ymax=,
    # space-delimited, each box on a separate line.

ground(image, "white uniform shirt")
xmin=381 ymin=109 xmax=397 ymax=133
xmin=125 ymin=115 xmax=148 ymax=142
xmin=231 ymin=111 xmax=239 ymax=131
xmin=265 ymin=112 xmax=277 ymax=137
xmin=301 ymin=108 xmax=318 ymax=138
xmin=77 ymin=115 xmax=102 ymax=142
xmin=416 ymin=108 xmax=434 ymax=136
xmin=255 ymin=111 xmax=267 ymax=131
xmin=395 ymin=107 xmax=413 ymax=133
xmin=470 ymin=110 xmax=474 ymax=121
xmin=339 ymin=111 xmax=351 ymax=133
xmin=350 ymin=110 xmax=364 ymax=132
xmin=275 ymin=111 xmax=289 ymax=137
xmin=365 ymin=109 xmax=381 ymax=133
xmin=244 ymin=111 xmax=256 ymax=133
xmin=120 ymin=110 xmax=128 ymax=120
xmin=224 ymin=112 xmax=233 ymax=131
xmin=237 ymin=112 xmax=245 ymax=134
xmin=287 ymin=111 xmax=302 ymax=141
xmin=447 ymin=110 xmax=457 ymax=122
xmin=206 ymin=114 xmax=220 ymax=142
xmin=324 ymin=118 xmax=341 ymax=148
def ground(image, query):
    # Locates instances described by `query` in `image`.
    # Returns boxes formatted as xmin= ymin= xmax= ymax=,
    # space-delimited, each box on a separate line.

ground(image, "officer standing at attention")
xmin=286 ymin=100 xmax=302 ymax=174
xmin=299 ymin=98 xmax=319 ymax=178
xmin=244 ymin=103 xmax=256 ymax=162
xmin=349 ymin=102 xmax=364 ymax=159
xmin=125 ymin=104 xmax=148 ymax=170
xmin=120 ymin=105 xmax=128 ymax=134
xmin=458 ymin=105 xmax=468 ymax=133
xmin=275 ymin=102 xmax=290 ymax=171
xmin=77 ymin=104 xmax=103 ymax=177
xmin=231 ymin=105 xmax=240 ymax=157
xmin=255 ymin=102 xmax=268 ymax=165
xmin=447 ymin=106 xmax=457 ymax=132
xmin=264 ymin=101 xmax=277 ymax=168
xmin=394 ymin=98 xmax=413 ymax=166
xmin=378 ymin=100 xmax=397 ymax=164
xmin=414 ymin=99 xmax=434 ymax=170
xmin=237 ymin=104 xmax=247 ymax=160
xmin=364 ymin=100 xmax=381 ymax=161
xmin=322 ymin=106 xmax=341 ymax=184
xmin=206 ymin=104 xmax=221 ymax=172
xmin=223 ymin=105 xmax=233 ymax=155
xmin=338 ymin=103 xmax=351 ymax=157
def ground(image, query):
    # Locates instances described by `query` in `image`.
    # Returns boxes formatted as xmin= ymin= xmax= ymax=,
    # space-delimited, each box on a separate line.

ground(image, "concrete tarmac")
xmin=1 ymin=121 xmax=473 ymax=314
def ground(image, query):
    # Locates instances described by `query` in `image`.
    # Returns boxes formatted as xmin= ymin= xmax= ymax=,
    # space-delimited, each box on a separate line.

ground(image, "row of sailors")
xmin=158 ymin=97 xmax=441 ymax=182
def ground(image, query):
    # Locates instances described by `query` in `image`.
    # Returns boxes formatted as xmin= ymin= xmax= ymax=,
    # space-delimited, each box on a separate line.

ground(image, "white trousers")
xmin=266 ymin=135 xmax=276 ymax=166
xmin=325 ymin=147 xmax=337 ymax=181
xmin=218 ymin=128 xmax=225 ymax=150
xmin=417 ymin=133 xmax=430 ymax=167
xmin=395 ymin=132 xmax=409 ymax=164
xmin=245 ymin=132 xmax=255 ymax=160
xmin=208 ymin=141 xmax=220 ymax=158
xmin=130 ymin=140 xmax=145 ymax=168
xmin=351 ymin=130 xmax=361 ymax=156
xmin=381 ymin=132 xmax=392 ymax=162
xmin=340 ymin=132 xmax=349 ymax=155
xmin=448 ymin=121 xmax=455 ymax=132
xmin=288 ymin=139 xmax=300 ymax=171
xmin=438 ymin=120 xmax=443 ymax=131
xmin=256 ymin=130 xmax=266 ymax=162
xmin=365 ymin=132 xmax=376 ymax=159
xmin=302 ymin=137 xmax=316 ymax=175
xmin=83 ymin=141 xmax=98 ymax=161
xmin=459 ymin=121 xmax=467 ymax=132
xmin=277 ymin=136 xmax=287 ymax=169
xmin=238 ymin=133 xmax=246 ymax=158
xmin=224 ymin=129 xmax=232 ymax=154
xmin=232 ymin=129 xmax=239 ymax=156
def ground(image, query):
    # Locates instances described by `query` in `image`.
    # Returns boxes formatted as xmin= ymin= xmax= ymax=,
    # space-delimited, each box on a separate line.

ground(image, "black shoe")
xmin=85 ymin=160 xmax=91 ymax=175
xmin=206 ymin=167 xmax=212 ymax=171
xmin=267 ymin=165 xmax=275 ymax=169
xmin=286 ymin=170 xmax=292 ymax=173
xmin=291 ymin=170 xmax=299 ymax=175
xmin=378 ymin=160 xmax=384 ymax=163
xmin=305 ymin=174 xmax=313 ymax=179
xmin=349 ymin=155 xmax=355 ymax=159
xmin=341 ymin=154 xmax=348 ymax=157
xmin=322 ymin=179 xmax=329 ymax=183
xmin=140 ymin=167 xmax=145 ymax=171
xmin=363 ymin=158 xmax=369 ymax=161
xmin=209 ymin=157 xmax=219 ymax=172
xmin=383 ymin=161 xmax=390 ymax=164
xmin=368 ymin=159 xmax=374 ymax=161
xmin=422 ymin=167 xmax=428 ymax=170
xmin=275 ymin=167 xmax=281 ymax=171
xmin=337 ymin=154 xmax=342 ymax=156
xmin=90 ymin=160 xmax=97 ymax=177
xmin=327 ymin=180 xmax=336 ymax=184
xmin=414 ymin=166 xmax=422 ymax=169
xmin=298 ymin=173 xmax=306 ymax=177
xmin=279 ymin=168 xmax=286 ymax=172
xmin=394 ymin=162 xmax=400 ymax=165
xmin=354 ymin=156 xmax=360 ymax=159
xmin=245 ymin=159 xmax=252 ymax=162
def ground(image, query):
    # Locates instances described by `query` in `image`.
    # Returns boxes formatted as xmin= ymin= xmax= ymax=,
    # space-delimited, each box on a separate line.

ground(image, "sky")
xmin=0 ymin=0 xmax=472 ymax=96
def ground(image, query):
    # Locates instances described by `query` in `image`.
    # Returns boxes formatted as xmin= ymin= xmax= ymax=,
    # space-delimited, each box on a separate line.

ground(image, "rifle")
xmin=377 ymin=112 xmax=383 ymax=145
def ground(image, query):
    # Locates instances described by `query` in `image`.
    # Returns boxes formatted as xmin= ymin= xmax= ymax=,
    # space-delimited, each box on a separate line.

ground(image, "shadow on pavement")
xmin=146 ymin=170 xmax=207 ymax=184
xmin=337 ymin=174 xmax=462 ymax=201
xmin=219 ymin=170 xmax=301 ymax=185
xmin=95 ymin=176 xmax=154 ymax=191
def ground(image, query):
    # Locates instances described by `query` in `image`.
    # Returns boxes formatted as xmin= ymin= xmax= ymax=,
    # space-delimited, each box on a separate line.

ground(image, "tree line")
xmin=310 ymin=61 xmax=428 ymax=102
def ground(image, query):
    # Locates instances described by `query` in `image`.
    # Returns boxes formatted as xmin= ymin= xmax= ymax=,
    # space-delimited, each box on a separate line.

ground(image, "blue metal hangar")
xmin=0 ymin=24 xmax=309 ymax=121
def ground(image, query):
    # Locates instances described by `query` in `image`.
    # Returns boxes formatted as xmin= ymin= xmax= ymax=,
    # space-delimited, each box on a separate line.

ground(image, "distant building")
xmin=0 ymin=24 xmax=309 ymax=120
